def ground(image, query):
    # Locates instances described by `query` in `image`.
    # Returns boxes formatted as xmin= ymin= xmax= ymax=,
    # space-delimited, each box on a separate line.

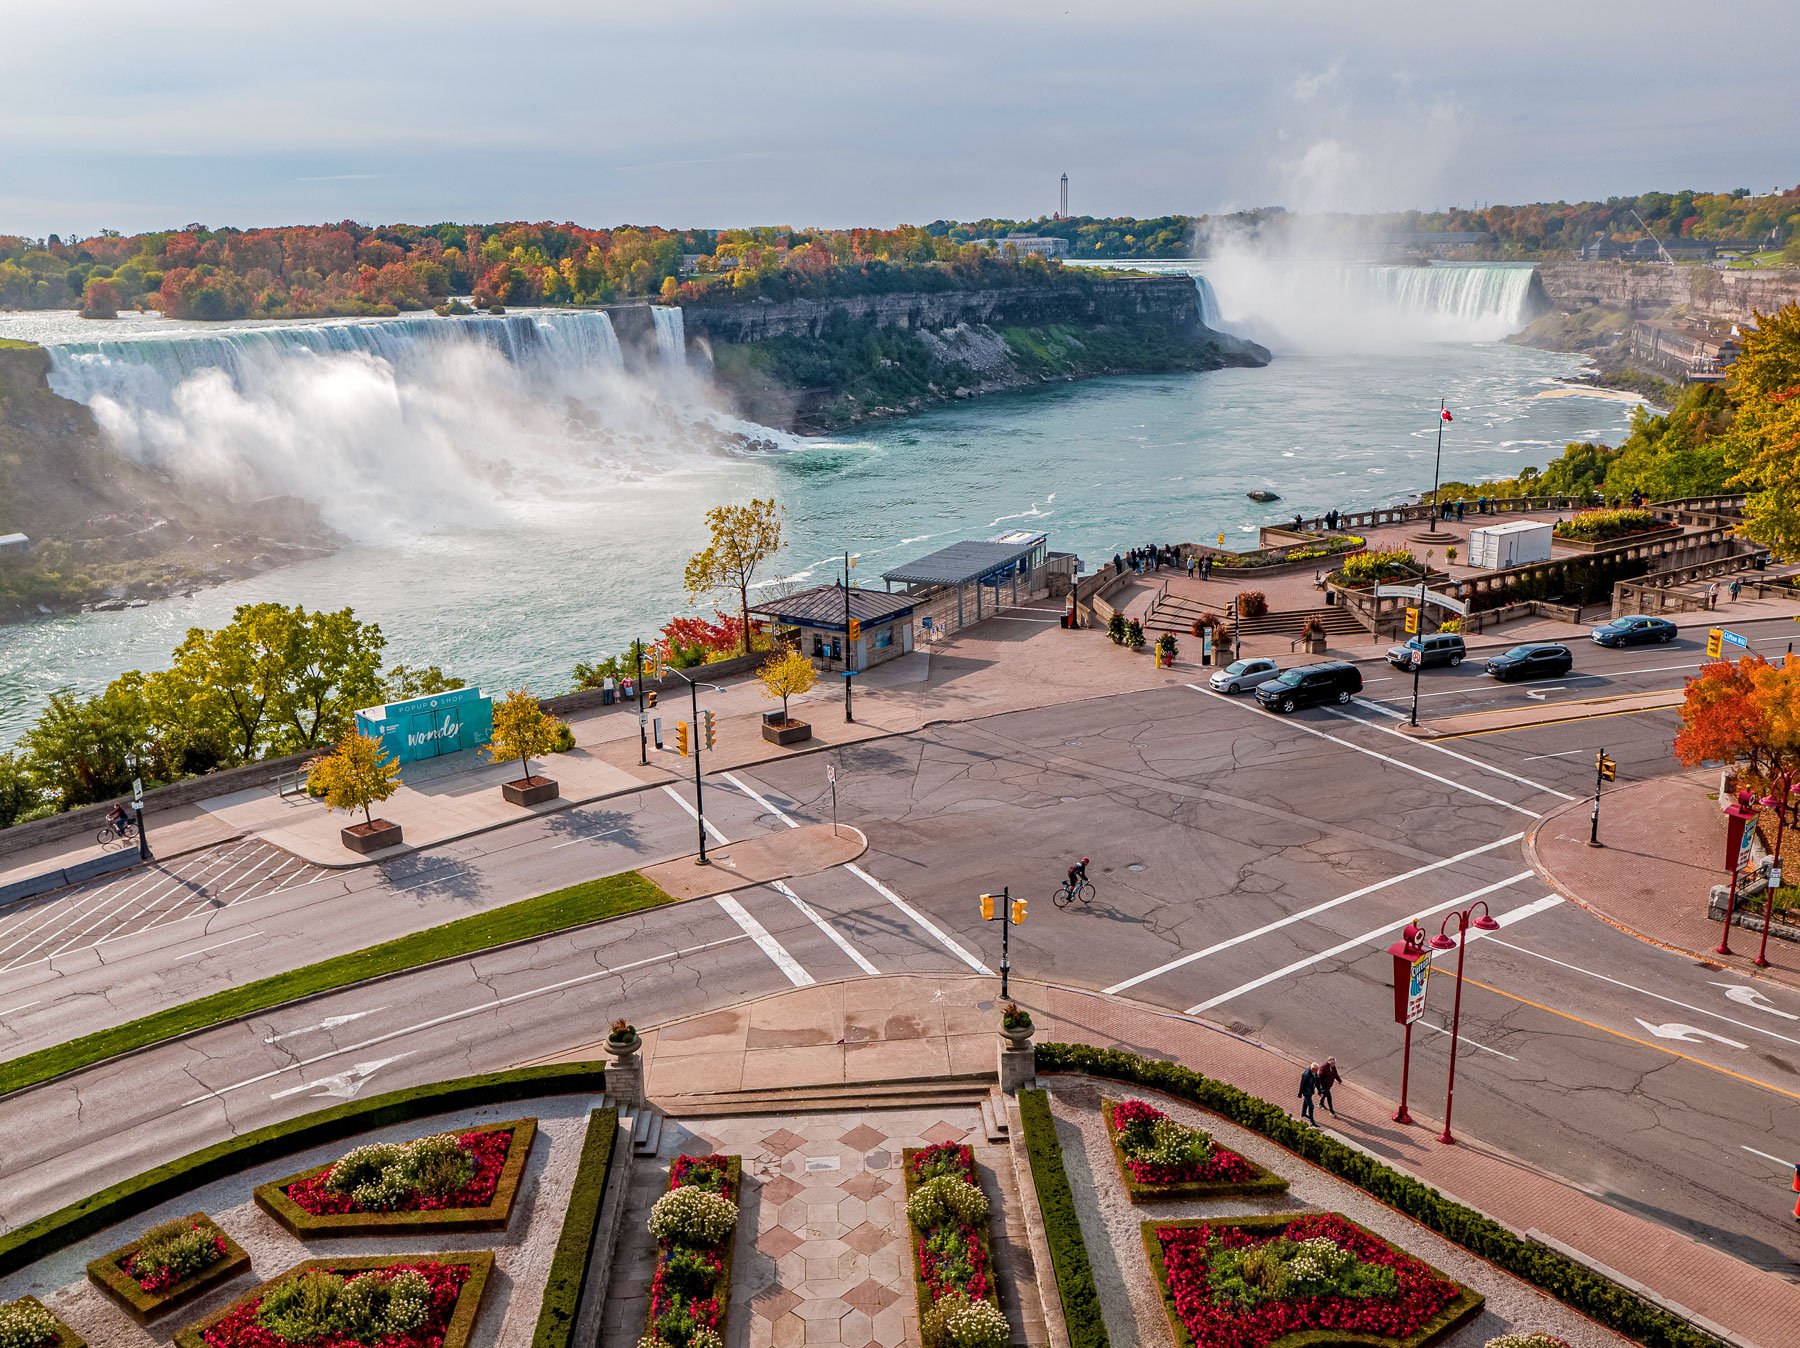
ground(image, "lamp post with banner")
xmin=1756 ymin=774 xmax=1800 ymax=968
xmin=1721 ymin=789 xmax=1759 ymax=957
xmin=1387 ymin=919 xmax=1432 ymax=1125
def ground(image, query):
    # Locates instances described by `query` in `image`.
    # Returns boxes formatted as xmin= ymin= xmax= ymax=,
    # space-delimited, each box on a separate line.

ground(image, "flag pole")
xmin=1429 ymin=399 xmax=1447 ymax=526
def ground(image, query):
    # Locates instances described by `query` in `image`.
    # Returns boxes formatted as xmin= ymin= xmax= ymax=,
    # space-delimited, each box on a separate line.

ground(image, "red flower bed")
xmin=123 ymin=1227 xmax=227 ymax=1294
xmin=906 ymin=1143 xmax=994 ymax=1306
xmin=1110 ymin=1099 xmax=1260 ymax=1187
xmin=200 ymin=1262 xmax=469 ymax=1348
xmin=646 ymin=1154 xmax=737 ymax=1336
xmin=285 ymin=1128 xmax=512 ymax=1215
xmin=1155 ymin=1213 xmax=1462 ymax=1348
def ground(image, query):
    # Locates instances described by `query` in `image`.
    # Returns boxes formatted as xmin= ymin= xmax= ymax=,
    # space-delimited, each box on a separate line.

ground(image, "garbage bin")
xmin=1059 ymin=614 xmax=1070 ymax=629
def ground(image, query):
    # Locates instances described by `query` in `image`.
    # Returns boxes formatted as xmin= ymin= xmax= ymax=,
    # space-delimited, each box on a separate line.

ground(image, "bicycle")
xmin=95 ymin=823 xmax=136 ymax=852
xmin=1053 ymin=877 xmax=1096 ymax=908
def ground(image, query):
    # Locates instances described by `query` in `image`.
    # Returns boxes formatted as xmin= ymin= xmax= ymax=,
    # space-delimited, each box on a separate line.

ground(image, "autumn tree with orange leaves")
xmin=1675 ymin=655 xmax=1800 ymax=796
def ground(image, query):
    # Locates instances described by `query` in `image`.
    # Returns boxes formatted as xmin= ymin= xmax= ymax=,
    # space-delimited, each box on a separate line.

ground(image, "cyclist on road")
xmin=1066 ymin=856 xmax=1089 ymax=891
xmin=107 ymin=803 xmax=132 ymax=837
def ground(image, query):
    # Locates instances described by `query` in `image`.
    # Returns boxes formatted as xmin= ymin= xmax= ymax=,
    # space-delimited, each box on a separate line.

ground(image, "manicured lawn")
xmin=0 ymin=870 xmax=672 ymax=1097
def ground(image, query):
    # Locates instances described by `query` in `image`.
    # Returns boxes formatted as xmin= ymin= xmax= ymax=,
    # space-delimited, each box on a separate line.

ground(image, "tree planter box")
xmin=173 ymin=1253 xmax=493 ymax=1348
xmin=252 ymin=1119 xmax=537 ymax=1237
xmin=762 ymin=719 xmax=812 ymax=746
xmin=502 ymin=775 xmax=559 ymax=806
xmin=2 ymin=1295 xmax=85 ymax=1348
xmin=87 ymin=1214 xmax=251 ymax=1324
xmin=1551 ymin=524 xmax=1681 ymax=554
xmin=341 ymin=819 xmax=402 ymax=854
xmin=1102 ymin=1099 xmax=1288 ymax=1201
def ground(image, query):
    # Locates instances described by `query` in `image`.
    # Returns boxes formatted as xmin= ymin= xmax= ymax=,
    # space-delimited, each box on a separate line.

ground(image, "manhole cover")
xmin=1127 ymin=863 xmax=1147 ymax=873
xmin=804 ymin=1156 xmax=841 ymax=1173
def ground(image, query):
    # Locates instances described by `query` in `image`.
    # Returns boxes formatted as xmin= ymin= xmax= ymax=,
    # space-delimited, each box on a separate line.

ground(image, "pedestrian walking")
xmin=1707 ymin=582 xmax=1719 ymax=610
xmin=1317 ymin=1058 xmax=1341 ymax=1116
xmin=1730 ymin=578 xmax=1743 ymax=602
xmin=1297 ymin=1063 xmax=1319 ymax=1125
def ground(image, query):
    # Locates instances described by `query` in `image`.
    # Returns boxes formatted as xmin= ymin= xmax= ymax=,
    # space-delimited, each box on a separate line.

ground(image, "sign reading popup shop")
xmin=355 ymin=687 xmax=493 ymax=765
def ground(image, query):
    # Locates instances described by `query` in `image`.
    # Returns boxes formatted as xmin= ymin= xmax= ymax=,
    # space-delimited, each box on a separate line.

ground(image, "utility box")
xmin=1468 ymin=519 xmax=1553 ymax=570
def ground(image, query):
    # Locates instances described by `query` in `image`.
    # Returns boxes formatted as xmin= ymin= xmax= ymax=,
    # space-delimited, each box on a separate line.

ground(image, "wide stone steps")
xmin=654 ymin=1073 xmax=995 ymax=1119
xmin=1144 ymin=596 xmax=1364 ymax=639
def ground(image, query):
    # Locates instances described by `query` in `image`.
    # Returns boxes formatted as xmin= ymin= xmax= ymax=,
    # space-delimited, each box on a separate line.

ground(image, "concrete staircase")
xmin=652 ymin=1073 xmax=996 ymax=1119
xmin=1144 ymin=594 xmax=1365 ymax=641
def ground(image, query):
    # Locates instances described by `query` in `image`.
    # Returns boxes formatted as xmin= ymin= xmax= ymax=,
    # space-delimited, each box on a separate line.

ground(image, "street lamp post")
xmin=1429 ymin=901 xmax=1501 ymax=1145
xmin=128 ymin=748 xmax=150 ymax=862
xmin=1720 ymin=791 xmax=1759 ymax=957
xmin=1756 ymin=776 xmax=1799 ymax=968
xmin=669 ymin=669 xmax=724 ymax=865
xmin=1427 ymin=398 xmax=1448 ymax=528
xmin=635 ymin=639 xmax=648 ymax=767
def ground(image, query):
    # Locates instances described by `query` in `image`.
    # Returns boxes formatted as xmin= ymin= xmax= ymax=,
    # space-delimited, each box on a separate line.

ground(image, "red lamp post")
xmin=1755 ymin=776 xmax=1799 ymax=969
xmin=1429 ymin=902 xmax=1501 ymax=1146
xmin=1388 ymin=919 xmax=1431 ymax=1125
xmin=1720 ymin=792 xmax=1760 ymax=957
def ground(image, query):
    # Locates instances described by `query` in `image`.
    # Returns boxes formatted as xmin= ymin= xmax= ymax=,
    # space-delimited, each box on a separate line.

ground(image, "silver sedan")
xmin=1209 ymin=657 xmax=1281 ymax=694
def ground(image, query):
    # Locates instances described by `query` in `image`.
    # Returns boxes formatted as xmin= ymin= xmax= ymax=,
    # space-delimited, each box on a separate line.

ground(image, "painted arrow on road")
xmin=1634 ymin=1018 xmax=1748 ymax=1049
xmin=1710 ymin=983 xmax=1800 ymax=1020
xmin=269 ymin=1054 xmax=410 ymax=1101
xmin=263 ymin=1008 xmax=388 ymax=1044
xmin=1524 ymin=687 xmax=1568 ymax=701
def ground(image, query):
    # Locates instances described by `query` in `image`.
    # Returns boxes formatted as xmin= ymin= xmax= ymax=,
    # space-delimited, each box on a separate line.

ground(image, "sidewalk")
xmin=553 ymin=974 xmax=1796 ymax=1348
xmin=1528 ymin=772 xmax=1800 ymax=988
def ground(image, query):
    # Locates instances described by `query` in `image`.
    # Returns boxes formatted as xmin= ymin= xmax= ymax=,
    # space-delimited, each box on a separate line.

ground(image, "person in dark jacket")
xmin=1317 ymin=1057 xmax=1341 ymax=1116
xmin=1297 ymin=1062 xmax=1319 ymax=1124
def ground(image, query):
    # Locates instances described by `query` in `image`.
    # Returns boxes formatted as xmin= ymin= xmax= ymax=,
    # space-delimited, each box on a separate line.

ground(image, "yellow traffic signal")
xmin=1010 ymin=896 xmax=1027 ymax=925
xmin=675 ymin=721 xmax=691 ymax=757
xmin=646 ymin=689 xmax=658 ymax=708
xmin=702 ymin=709 xmax=716 ymax=750
xmin=848 ymin=618 xmax=862 ymax=641
xmin=1404 ymin=607 xmax=1420 ymax=635
xmin=980 ymin=893 xmax=996 ymax=922
xmin=1707 ymin=628 xmax=1723 ymax=659
xmin=1597 ymin=753 xmax=1617 ymax=782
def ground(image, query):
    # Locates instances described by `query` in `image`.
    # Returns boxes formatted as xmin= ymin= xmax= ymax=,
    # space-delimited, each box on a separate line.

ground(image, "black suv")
xmin=1485 ymin=643 xmax=1573 ymax=681
xmin=1255 ymin=661 xmax=1364 ymax=713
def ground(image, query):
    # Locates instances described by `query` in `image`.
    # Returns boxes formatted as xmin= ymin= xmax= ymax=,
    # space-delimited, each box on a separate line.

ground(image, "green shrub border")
xmin=0 ymin=1062 xmax=603 ymax=1279
xmin=529 ymin=1107 xmax=620 ymax=1348
xmin=171 ymin=1250 xmax=495 ymax=1348
xmin=252 ymin=1117 xmax=539 ymax=1238
xmin=1140 ymin=1212 xmax=1484 ymax=1348
xmin=641 ymin=1154 xmax=741 ymax=1346
xmin=1016 ymin=1089 xmax=1109 ymax=1348
xmin=1101 ymin=1097 xmax=1290 ymax=1202
xmin=1036 ymin=1043 xmax=1727 ymax=1348
xmin=3 ymin=1294 xmax=87 ymax=1348
xmin=83 ymin=1212 xmax=252 ymax=1324
xmin=900 ymin=1144 xmax=1007 ymax=1335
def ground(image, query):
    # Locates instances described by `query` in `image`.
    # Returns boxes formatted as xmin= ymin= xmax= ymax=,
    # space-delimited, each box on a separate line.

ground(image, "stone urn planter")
xmin=998 ymin=1004 xmax=1035 ymax=1049
xmin=762 ymin=718 xmax=813 ymax=746
xmin=1302 ymin=634 xmax=1327 ymax=655
xmin=341 ymin=819 xmax=403 ymax=854
xmin=502 ymin=774 xmax=559 ymax=806
xmin=605 ymin=1028 xmax=642 ymax=1061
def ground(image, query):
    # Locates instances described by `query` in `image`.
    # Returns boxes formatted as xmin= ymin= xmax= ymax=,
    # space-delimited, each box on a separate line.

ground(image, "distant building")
xmin=0 ymin=532 xmax=28 ymax=560
xmin=969 ymin=234 xmax=1069 ymax=259
xmin=1366 ymin=231 xmax=1494 ymax=257
xmin=748 ymin=584 xmax=917 ymax=671
xmin=1580 ymin=233 xmax=1718 ymax=263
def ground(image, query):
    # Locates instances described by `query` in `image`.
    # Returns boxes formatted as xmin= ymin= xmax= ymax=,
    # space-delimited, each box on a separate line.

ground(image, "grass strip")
xmin=1017 ymin=1088 xmax=1110 ymax=1348
xmin=0 ymin=869 xmax=671 ymax=1098
xmin=1036 ymin=1043 xmax=1726 ymax=1348
xmin=530 ymin=1107 xmax=619 ymax=1348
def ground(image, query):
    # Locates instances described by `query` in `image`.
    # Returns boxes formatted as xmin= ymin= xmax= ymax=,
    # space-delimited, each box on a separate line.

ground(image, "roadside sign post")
xmin=1589 ymin=750 xmax=1616 ymax=848
xmin=1388 ymin=920 xmax=1431 ymax=1125
xmin=827 ymin=763 xmax=838 ymax=837
xmin=130 ymin=762 xmax=150 ymax=861
xmin=635 ymin=639 xmax=648 ymax=766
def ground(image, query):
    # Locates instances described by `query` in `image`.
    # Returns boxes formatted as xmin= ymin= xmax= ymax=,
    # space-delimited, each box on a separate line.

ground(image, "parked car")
xmin=1209 ymin=657 xmax=1280 ymax=694
xmin=1255 ymin=661 xmax=1364 ymax=713
xmin=1591 ymin=615 xmax=1677 ymax=647
xmin=1485 ymin=643 xmax=1574 ymax=681
xmin=1385 ymin=633 xmax=1467 ymax=670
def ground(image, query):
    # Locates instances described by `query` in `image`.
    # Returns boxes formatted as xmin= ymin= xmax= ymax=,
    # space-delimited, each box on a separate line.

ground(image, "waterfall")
xmin=651 ymin=306 xmax=686 ymax=366
xmin=1193 ymin=275 xmax=1225 ymax=330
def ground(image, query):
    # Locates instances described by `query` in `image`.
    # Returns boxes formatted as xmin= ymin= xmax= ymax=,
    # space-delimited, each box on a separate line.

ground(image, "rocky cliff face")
xmin=1537 ymin=262 xmax=1800 ymax=324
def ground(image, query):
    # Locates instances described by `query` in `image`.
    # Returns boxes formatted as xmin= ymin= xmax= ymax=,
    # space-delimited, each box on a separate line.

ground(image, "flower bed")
xmin=1332 ymin=548 xmax=1419 ymax=588
xmin=641 ymin=1153 xmax=741 ymax=1348
xmin=1144 ymin=1212 xmax=1483 ymax=1348
xmin=0 ymin=1296 xmax=85 ymax=1348
xmin=172 ymin=1253 xmax=492 ymax=1348
xmin=254 ymin=1119 xmax=536 ymax=1237
xmin=1102 ymin=1099 xmax=1288 ymax=1200
xmin=1552 ymin=508 xmax=1658 ymax=543
xmin=86 ymin=1213 xmax=251 ymax=1324
xmin=902 ymin=1142 xmax=1011 ymax=1348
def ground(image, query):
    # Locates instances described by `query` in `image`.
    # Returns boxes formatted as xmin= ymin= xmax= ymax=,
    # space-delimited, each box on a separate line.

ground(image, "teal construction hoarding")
xmin=355 ymin=686 xmax=493 ymax=764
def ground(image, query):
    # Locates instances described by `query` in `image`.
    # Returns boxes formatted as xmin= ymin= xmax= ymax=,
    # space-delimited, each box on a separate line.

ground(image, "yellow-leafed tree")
xmin=684 ymin=498 xmax=784 ymax=655
xmin=487 ymin=688 xmax=564 ymax=782
xmin=309 ymin=731 xmax=401 ymax=828
xmin=757 ymin=646 xmax=817 ymax=725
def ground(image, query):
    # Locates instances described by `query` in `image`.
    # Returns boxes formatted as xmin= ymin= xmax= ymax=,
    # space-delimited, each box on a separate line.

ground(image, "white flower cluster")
xmin=921 ymin=1290 xmax=1009 ymax=1348
xmin=325 ymin=1132 xmax=473 ymax=1210
xmin=1285 ymin=1235 xmax=1353 ymax=1289
xmin=638 ymin=1332 xmax=722 ymax=1348
xmin=906 ymin=1175 xmax=988 ymax=1230
xmin=647 ymin=1185 xmax=738 ymax=1247
xmin=1483 ymin=1336 xmax=1571 ymax=1348
xmin=0 ymin=1298 xmax=62 ymax=1348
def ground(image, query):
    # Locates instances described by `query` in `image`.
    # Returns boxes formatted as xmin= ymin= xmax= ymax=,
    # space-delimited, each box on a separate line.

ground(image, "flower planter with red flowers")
xmin=1143 ymin=1212 xmax=1484 ymax=1348
xmin=86 ymin=1213 xmax=251 ymax=1324
xmin=642 ymin=1153 xmax=741 ymax=1348
xmin=253 ymin=1119 xmax=536 ymax=1237
xmin=1104 ymin=1098 xmax=1289 ymax=1201
xmin=0 ymin=1295 xmax=86 ymax=1348
xmin=901 ymin=1142 xmax=1012 ymax=1342
xmin=172 ymin=1253 xmax=493 ymax=1348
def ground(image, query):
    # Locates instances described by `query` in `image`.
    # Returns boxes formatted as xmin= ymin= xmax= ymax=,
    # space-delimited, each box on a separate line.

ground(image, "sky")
xmin=2 ymin=0 xmax=1797 ymax=238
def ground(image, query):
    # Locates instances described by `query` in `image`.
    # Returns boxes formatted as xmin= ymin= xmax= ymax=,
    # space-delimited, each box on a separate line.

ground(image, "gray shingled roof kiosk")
xmin=881 ymin=534 xmax=1048 ymax=628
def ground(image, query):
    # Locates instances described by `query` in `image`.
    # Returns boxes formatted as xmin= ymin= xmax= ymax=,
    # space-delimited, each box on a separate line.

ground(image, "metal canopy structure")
xmin=749 ymin=584 xmax=915 ymax=633
xmin=880 ymin=535 xmax=1047 ymax=589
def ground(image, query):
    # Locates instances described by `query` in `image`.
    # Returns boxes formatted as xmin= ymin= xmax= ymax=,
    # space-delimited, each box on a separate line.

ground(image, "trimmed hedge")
xmin=1016 ymin=1089 xmax=1109 ymax=1348
xmin=529 ymin=1107 xmax=620 ymax=1348
xmin=1035 ymin=1044 xmax=1726 ymax=1348
xmin=85 ymin=1213 xmax=251 ymax=1323
xmin=0 ymin=1062 xmax=604 ymax=1279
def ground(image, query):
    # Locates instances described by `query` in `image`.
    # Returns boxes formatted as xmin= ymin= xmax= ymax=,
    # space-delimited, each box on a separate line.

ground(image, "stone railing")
xmin=1266 ymin=493 xmax=1747 ymax=539
xmin=1610 ymin=546 xmax=1776 ymax=617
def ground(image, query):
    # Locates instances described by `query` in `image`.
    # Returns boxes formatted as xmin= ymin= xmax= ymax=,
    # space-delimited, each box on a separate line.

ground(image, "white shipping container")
xmin=1468 ymin=519 xmax=1554 ymax=570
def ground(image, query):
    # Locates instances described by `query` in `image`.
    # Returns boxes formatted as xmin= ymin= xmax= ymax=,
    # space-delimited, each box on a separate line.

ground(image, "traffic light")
xmin=1596 ymin=753 xmax=1617 ymax=782
xmin=675 ymin=721 xmax=691 ymax=757
xmin=1010 ymin=896 xmax=1027 ymax=925
xmin=702 ymin=709 xmax=716 ymax=750
xmin=1404 ymin=607 xmax=1420 ymax=635
xmin=980 ymin=893 xmax=996 ymax=921
xmin=1706 ymin=628 xmax=1723 ymax=659
xmin=848 ymin=617 xmax=862 ymax=642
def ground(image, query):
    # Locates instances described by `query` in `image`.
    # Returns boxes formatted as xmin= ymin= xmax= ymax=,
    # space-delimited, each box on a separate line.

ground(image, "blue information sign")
xmin=356 ymin=686 xmax=493 ymax=764
xmin=1721 ymin=629 xmax=1749 ymax=649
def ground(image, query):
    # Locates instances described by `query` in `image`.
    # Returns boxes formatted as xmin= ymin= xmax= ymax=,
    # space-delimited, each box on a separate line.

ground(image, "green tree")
xmin=381 ymin=664 xmax=466 ymax=702
xmin=0 ymin=751 xmax=39 ymax=828
xmin=19 ymin=686 xmax=148 ymax=810
xmin=168 ymin=603 xmax=294 ymax=760
xmin=683 ymin=499 xmax=784 ymax=655
xmin=1726 ymin=304 xmax=1800 ymax=558
xmin=308 ymin=731 xmax=402 ymax=828
xmin=270 ymin=607 xmax=387 ymax=751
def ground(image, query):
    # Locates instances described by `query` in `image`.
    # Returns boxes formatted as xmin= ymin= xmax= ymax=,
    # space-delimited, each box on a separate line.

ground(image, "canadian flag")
xmin=1441 ymin=408 xmax=1454 ymax=422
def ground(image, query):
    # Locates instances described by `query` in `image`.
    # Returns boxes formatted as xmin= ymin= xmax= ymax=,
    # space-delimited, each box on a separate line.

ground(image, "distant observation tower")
xmin=1058 ymin=174 xmax=1069 ymax=220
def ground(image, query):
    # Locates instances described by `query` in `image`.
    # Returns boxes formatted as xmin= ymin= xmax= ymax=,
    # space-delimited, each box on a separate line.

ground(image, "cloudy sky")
xmin=3 ymin=0 xmax=1796 ymax=237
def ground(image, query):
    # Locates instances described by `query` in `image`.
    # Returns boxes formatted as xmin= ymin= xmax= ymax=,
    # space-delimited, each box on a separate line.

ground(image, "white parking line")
xmin=721 ymin=773 xmax=800 ymax=828
xmin=662 ymin=785 xmax=732 ymax=846
xmin=175 ymin=932 xmax=263 ymax=961
xmin=1186 ymin=890 xmax=1553 ymax=1015
xmin=716 ymin=893 xmax=813 ymax=986
xmin=844 ymin=862 xmax=992 ymax=974
xmin=550 ymin=829 xmax=620 ymax=849
xmin=1105 ymin=838 xmax=1527 ymax=994
xmin=0 ymin=1000 xmax=40 ymax=1018
xmin=1322 ymin=707 xmax=1578 ymax=801
xmin=770 ymin=880 xmax=880 ymax=975
xmin=179 ymin=933 xmax=753 ymax=1107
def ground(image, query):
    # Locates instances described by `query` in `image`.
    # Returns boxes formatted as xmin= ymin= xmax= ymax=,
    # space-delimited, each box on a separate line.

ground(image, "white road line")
xmin=1188 ymin=685 xmax=1539 ymax=817
xmin=1322 ymin=707 xmax=1578 ymax=801
xmin=1350 ymin=697 xmax=1410 ymax=721
xmin=1186 ymin=892 xmax=1556 ymax=1015
xmin=216 ymin=850 xmax=291 ymax=900
xmin=1484 ymin=936 xmax=1800 ymax=1049
xmin=0 ymin=860 xmax=169 ymax=960
xmin=179 ymin=933 xmax=752 ymax=1106
xmin=550 ymin=829 xmax=620 ymax=849
xmin=1104 ymin=838 xmax=1527 ymax=994
xmin=1520 ymin=750 xmax=1585 ymax=762
xmin=0 ymin=1000 xmax=40 ymax=1018
xmin=200 ymin=844 xmax=284 ymax=897
xmin=7 ymin=880 xmax=145 ymax=966
xmin=661 ymin=785 xmax=731 ymax=846
xmin=1419 ymin=1019 xmax=1518 ymax=1060
xmin=1742 ymin=1145 xmax=1796 ymax=1170
xmin=175 ymin=931 xmax=263 ymax=961
xmin=843 ymin=862 xmax=992 ymax=974
xmin=721 ymin=773 xmax=800 ymax=828
xmin=770 ymin=880 xmax=879 ymax=975
xmin=715 ymin=894 xmax=814 ymax=986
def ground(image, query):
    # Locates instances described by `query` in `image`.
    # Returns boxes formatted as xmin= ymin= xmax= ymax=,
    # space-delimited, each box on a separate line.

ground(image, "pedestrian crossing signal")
xmin=1404 ymin=607 xmax=1420 ymax=635
xmin=848 ymin=618 xmax=862 ymax=641
xmin=1707 ymin=628 xmax=1723 ymax=659
xmin=980 ymin=893 xmax=996 ymax=922
xmin=701 ymin=709 xmax=717 ymax=750
xmin=676 ymin=721 xmax=691 ymax=757
xmin=1596 ymin=753 xmax=1616 ymax=782
xmin=1010 ymin=896 xmax=1027 ymax=925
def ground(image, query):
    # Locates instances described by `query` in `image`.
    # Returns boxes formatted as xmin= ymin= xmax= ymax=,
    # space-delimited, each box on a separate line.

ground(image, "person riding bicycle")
xmin=107 ymin=802 xmax=132 ymax=837
xmin=1066 ymin=857 xmax=1089 ymax=891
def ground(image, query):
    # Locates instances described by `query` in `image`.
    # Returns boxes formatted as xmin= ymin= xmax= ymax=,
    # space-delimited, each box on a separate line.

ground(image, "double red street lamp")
xmin=1756 ymin=775 xmax=1800 ymax=969
xmin=1429 ymin=902 xmax=1501 ymax=1145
